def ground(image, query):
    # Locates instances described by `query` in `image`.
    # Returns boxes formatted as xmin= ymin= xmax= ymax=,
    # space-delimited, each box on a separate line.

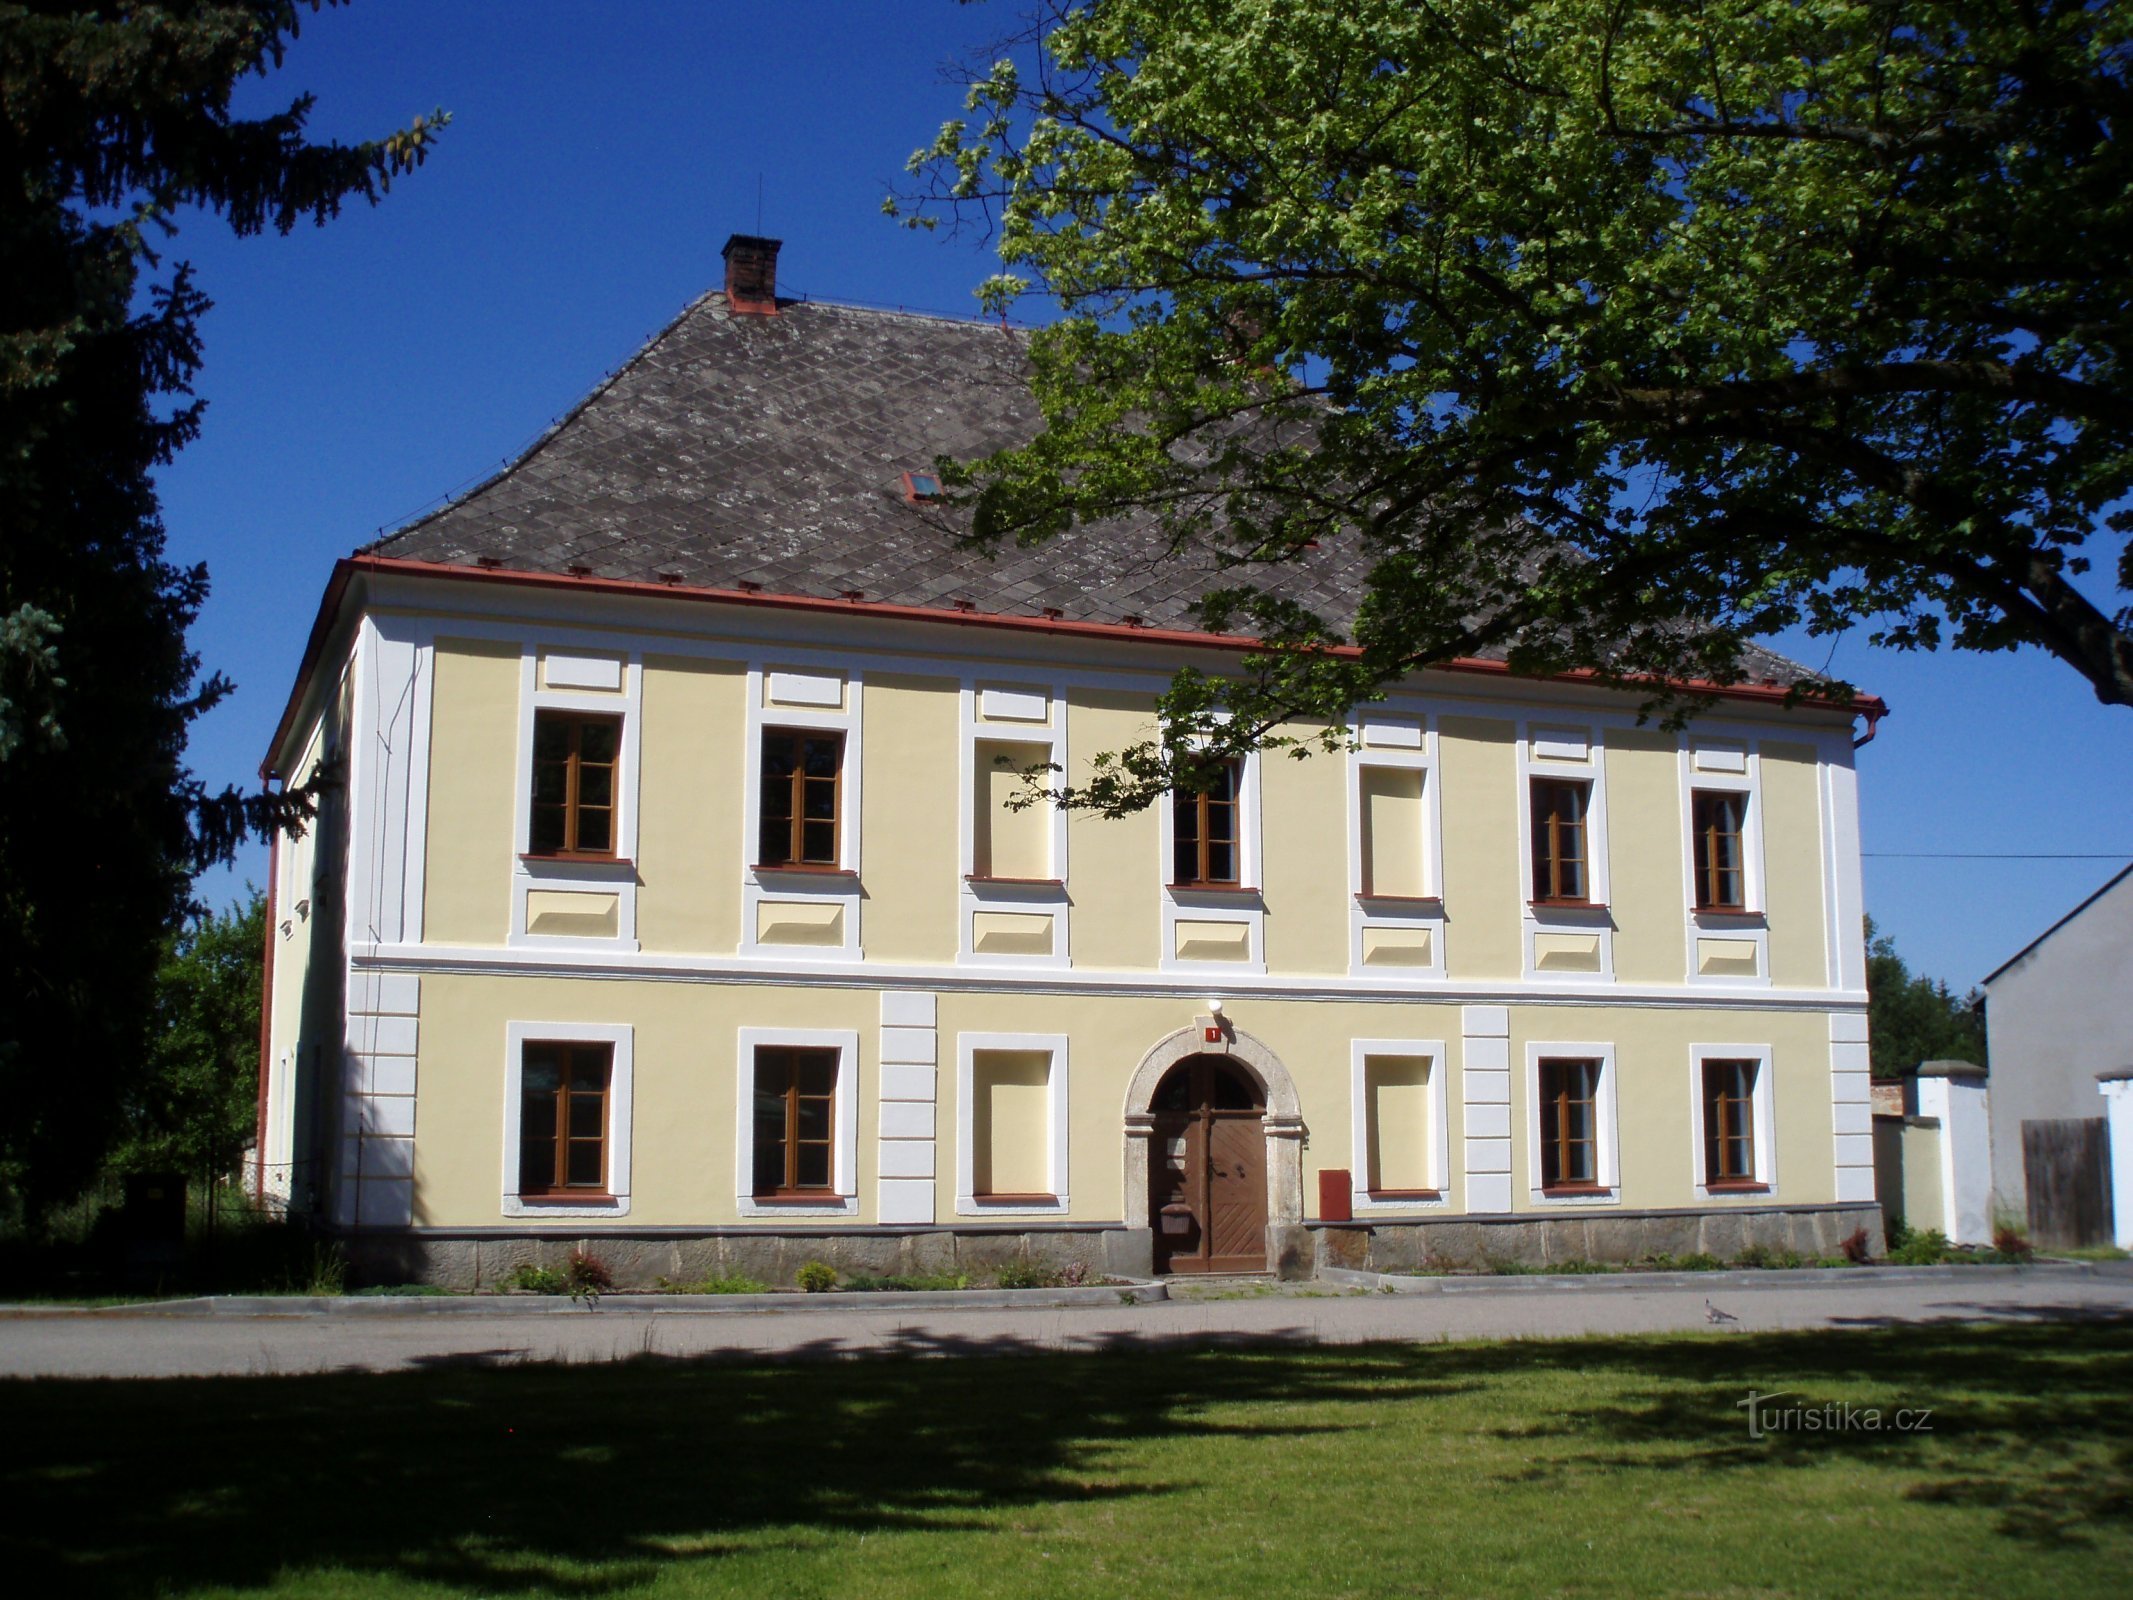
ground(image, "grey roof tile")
xmin=367 ymin=292 xmax=1811 ymax=684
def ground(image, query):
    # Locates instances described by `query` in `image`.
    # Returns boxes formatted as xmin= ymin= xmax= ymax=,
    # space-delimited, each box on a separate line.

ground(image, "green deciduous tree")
xmin=0 ymin=2 xmax=442 ymax=1215
xmin=113 ymin=888 xmax=268 ymax=1182
xmin=901 ymin=0 xmax=2131 ymax=811
xmin=1865 ymin=916 xmax=1987 ymax=1078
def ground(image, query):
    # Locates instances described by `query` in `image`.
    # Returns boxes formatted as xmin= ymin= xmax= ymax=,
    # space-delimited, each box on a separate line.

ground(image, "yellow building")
xmin=258 ymin=238 xmax=1886 ymax=1284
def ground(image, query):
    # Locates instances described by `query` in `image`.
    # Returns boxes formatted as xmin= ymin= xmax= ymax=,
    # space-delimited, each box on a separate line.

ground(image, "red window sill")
xmin=1693 ymin=906 xmax=1764 ymax=920
xmin=965 ymin=875 xmax=1065 ymax=886
xmin=1356 ymin=893 xmax=1443 ymax=908
xmin=1704 ymin=1181 xmax=1770 ymax=1194
xmin=750 ymin=1191 xmax=843 ymax=1204
xmin=1366 ymin=1189 xmax=1442 ymax=1201
xmin=520 ymin=852 xmax=631 ymax=867
xmin=973 ymin=1193 xmax=1059 ymax=1205
xmin=1530 ymin=898 xmax=1607 ymax=911
xmin=751 ymin=863 xmax=857 ymax=877
xmin=1539 ymin=1184 xmax=1612 ymax=1198
xmin=1167 ymin=882 xmax=1259 ymax=895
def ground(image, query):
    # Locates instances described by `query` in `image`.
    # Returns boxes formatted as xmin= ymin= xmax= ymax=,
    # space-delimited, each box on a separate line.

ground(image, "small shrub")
xmin=795 ymin=1259 xmax=838 ymax=1293
xmin=295 ymin=1241 xmax=348 ymax=1297
xmin=1841 ymin=1226 xmax=1873 ymax=1264
xmin=507 ymin=1262 xmax=566 ymax=1294
xmin=352 ymin=1283 xmax=452 ymax=1297
xmin=659 ymin=1272 xmax=769 ymax=1295
xmin=1991 ymin=1222 xmax=2034 ymax=1261
xmin=1645 ymin=1252 xmax=1723 ymax=1272
xmin=565 ymin=1249 xmax=614 ymax=1301
xmin=1736 ymin=1244 xmax=1806 ymax=1270
xmin=842 ymin=1271 xmax=971 ymax=1292
xmin=1059 ymin=1261 xmax=1091 ymax=1287
xmin=996 ymin=1259 xmax=1063 ymax=1289
xmin=1889 ymin=1227 xmax=1952 ymax=1266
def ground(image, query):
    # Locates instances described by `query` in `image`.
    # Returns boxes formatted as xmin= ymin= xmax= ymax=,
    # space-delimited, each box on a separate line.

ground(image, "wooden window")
xmin=1703 ymin=1058 xmax=1760 ymax=1185
xmin=529 ymin=711 xmax=621 ymax=857
xmin=1691 ymin=790 xmax=1748 ymax=911
xmin=1529 ymin=777 xmax=1590 ymax=903
xmin=517 ymin=1042 xmax=611 ymax=1196
xmin=1172 ymin=759 xmax=1242 ymax=886
xmin=1537 ymin=1057 xmax=1601 ymax=1190
xmin=758 ymin=730 xmax=844 ymax=867
xmin=752 ymin=1046 xmax=838 ymax=1197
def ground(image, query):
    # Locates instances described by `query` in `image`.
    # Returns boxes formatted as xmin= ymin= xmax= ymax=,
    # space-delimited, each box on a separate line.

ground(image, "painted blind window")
xmin=1529 ymin=778 xmax=1591 ymax=903
xmin=1703 ymin=1059 xmax=1760 ymax=1184
xmin=518 ymin=1042 xmax=612 ymax=1195
xmin=752 ymin=1046 xmax=838 ymax=1195
xmin=1537 ymin=1057 xmax=1601 ymax=1189
xmin=529 ymin=711 xmax=621 ymax=857
xmin=1691 ymin=790 xmax=1748 ymax=910
xmin=1172 ymin=759 xmax=1242 ymax=886
xmin=758 ymin=731 xmax=844 ymax=868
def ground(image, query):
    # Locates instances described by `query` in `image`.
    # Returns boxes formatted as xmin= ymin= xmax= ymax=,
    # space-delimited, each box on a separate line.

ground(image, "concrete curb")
xmin=1316 ymin=1259 xmax=2127 ymax=1295
xmin=0 ymin=1280 xmax=1170 ymax=1319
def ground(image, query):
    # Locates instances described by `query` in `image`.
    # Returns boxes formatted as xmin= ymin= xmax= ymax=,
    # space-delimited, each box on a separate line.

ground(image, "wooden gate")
xmin=1149 ymin=1056 xmax=1268 ymax=1274
xmin=2023 ymin=1118 xmax=2112 ymax=1249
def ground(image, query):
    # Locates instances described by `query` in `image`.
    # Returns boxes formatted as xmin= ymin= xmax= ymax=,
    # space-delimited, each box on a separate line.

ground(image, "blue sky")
xmin=157 ymin=2 xmax=2130 ymax=993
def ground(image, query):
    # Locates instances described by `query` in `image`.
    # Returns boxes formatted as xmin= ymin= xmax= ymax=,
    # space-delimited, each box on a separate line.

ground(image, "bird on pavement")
xmin=1705 ymin=1298 xmax=1739 ymax=1324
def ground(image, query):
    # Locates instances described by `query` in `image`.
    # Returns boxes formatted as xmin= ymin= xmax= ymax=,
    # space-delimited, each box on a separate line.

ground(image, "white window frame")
xmin=954 ymin=1031 xmax=1071 ymax=1216
xmin=1524 ymin=1041 xmax=1621 ymax=1204
xmin=510 ymin=648 xmax=643 ymax=953
xmin=1516 ymin=723 xmax=1613 ymax=982
xmin=1689 ymin=1043 xmax=1778 ymax=1196
xmin=740 ymin=665 xmax=863 ymax=962
xmin=501 ymin=1020 xmax=634 ymax=1218
xmin=1678 ymin=735 xmax=1771 ymax=986
xmin=957 ymin=681 xmax=1071 ymax=969
xmin=1345 ymin=711 xmax=1446 ymax=978
xmin=735 ymin=1026 xmax=861 ymax=1217
xmin=1158 ymin=738 xmax=1265 ymax=976
xmin=1348 ymin=1038 xmax=1451 ymax=1213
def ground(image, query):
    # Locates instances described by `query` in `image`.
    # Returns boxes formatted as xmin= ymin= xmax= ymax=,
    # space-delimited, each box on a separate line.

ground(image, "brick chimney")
xmin=722 ymin=233 xmax=782 ymax=316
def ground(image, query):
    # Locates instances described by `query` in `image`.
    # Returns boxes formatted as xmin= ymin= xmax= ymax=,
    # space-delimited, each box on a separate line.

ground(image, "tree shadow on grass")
xmin=5 ymin=1317 xmax=2129 ymax=1596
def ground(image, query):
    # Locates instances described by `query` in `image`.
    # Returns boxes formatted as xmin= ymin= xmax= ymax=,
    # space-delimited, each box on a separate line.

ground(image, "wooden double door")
xmin=1150 ymin=1056 xmax=1268 ymax=1274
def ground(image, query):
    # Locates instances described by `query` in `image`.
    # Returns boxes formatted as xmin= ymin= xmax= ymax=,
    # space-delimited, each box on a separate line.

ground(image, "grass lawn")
xmin=7 ymin=1319 xmax=2129 ymax=1598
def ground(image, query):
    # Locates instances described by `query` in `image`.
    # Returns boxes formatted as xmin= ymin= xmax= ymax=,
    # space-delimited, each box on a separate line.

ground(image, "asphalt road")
xmin=4 ymin=1265 xmax=2129 ymax=1378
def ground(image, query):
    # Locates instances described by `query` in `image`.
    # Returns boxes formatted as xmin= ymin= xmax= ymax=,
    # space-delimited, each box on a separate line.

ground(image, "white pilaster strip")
xmin=878 ymin=991 xmax=938 ymax=1223
xmin=1461 ymin=1004 xmax=1513 ymax=1213
xmin=342 ymin=974 xmax=421 ymax=1228
xmin=1828 ymin=1011 xmax=1876 ymax=1203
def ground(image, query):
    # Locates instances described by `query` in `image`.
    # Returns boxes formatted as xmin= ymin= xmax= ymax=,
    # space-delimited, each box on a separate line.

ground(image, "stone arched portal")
xmin=1122 ymin=1022 xmax=1308 ymax=1277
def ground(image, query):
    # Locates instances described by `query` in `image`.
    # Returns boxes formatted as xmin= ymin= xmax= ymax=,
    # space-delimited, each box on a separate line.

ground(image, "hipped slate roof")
xmin=366 ymin=289 xmax=1809 ymax=681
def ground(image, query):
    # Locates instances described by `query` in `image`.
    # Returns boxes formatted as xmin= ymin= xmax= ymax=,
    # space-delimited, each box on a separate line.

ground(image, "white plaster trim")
xmin=739 ymin=664 xmax=863 ymax=962
xmin=353 ymin=939 xmax=1869 ymax=1012
xmin=1157 ymin=741 xmax=1265 ymax=976
xmin=1346 ymin=716 xmax=1447 ymax=979
xmin=1523 ymin=1040 xmax=1622 ymax=1204
xmin=1677 ymin=739 xmax=1770 ymax=986
xmin=1348 ymin=1039 xmax=1451 ymax=1212
xmin=735 ymin=1026 xmax=861 ymax=1218
xmin=508 ymin=645 xmax=643 ymax=953
xmin=954 ymin=1031 xmax=1071 ymax=1215
xmin=1516 ymin=721 xmax=1615 ymax=983
xmin=1688 ymin=1042 xmax=1779 ymax=1197
xmin=500 ymin=1021 xmax=634 ymax=1218
xmin=956 ymin=680 xmax=1070 ymax=968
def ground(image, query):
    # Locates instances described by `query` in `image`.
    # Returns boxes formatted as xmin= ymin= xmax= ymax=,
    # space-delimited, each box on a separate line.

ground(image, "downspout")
xmin=1852 ymin=705 xmax=1885 ymax=749
xmin=253 ymin=812 xmax=280 ymax=1200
